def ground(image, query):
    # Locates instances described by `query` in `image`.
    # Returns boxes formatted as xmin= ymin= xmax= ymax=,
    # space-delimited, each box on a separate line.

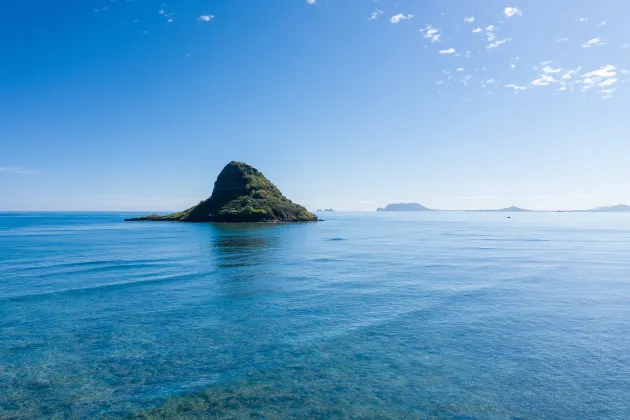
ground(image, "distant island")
xmin=125 ymin=162 xmax=318 ymax=223
xmin=374 ymin=204 xmax=630 ymax=213
xmin=588 ymin=204 xmax=630 ymax=212
xmin=377 ymin=203 xmax=432 ymax=212
xmin=324 ymin=209 xmax=334 ymax=212
xmin=469 ymin=206 xmax=532 ymax=212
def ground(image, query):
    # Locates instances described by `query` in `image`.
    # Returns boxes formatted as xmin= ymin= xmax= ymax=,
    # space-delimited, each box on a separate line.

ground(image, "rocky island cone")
xmin=125 ymin=162 xmax=318 ymax=223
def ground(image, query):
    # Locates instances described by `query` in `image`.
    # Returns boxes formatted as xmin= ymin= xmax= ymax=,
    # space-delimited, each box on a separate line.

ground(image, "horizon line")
xmin=2 ymin=206 xmax=630 ymax=213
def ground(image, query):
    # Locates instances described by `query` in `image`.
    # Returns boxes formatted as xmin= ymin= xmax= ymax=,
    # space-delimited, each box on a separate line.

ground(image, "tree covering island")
xmin=125 ymin=162 xmax=318 ymax=223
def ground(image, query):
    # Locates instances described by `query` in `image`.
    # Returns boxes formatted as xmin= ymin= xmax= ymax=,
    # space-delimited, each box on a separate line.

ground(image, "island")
xmin=125 ymin=161 xmax=318 ymax=223
xmin=469 ymin=206 xmax=531 ymax=212
xmin=588 ymin=204 xmax=630 ymax=212
xmin=498 ymin=206 xmax=530 ymax=212
xmin=376 ymin=203 xmax=432 ymax=212
xmin=324 ymin=209 xmax=335 ymax=212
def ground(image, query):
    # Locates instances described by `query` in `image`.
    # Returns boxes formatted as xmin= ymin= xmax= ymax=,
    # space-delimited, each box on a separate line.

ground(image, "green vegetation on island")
xmin=125 ymin=162 xmax=318 ymax=223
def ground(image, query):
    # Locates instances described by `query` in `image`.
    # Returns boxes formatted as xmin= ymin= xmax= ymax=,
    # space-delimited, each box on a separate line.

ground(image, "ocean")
xmin=1 ymin=211 xmax=629 ymax=419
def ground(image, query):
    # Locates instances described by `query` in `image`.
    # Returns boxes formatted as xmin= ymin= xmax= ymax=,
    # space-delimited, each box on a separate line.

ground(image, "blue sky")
xmin=2 ymin=0 xmax=630 ymax=211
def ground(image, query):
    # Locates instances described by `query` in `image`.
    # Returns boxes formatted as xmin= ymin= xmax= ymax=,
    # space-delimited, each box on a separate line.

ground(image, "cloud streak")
xmin=368 ymin=10 xmax=383 ymax=21
xmin=582 ymin=38 xmax=603 ymax=48
xmin=0 ymin=166 xmax=35 ymax=175
xmin=488 ymin=38 xmax=511 ymax=49
xmin=505 ymin=84 xmax=528 ymax=91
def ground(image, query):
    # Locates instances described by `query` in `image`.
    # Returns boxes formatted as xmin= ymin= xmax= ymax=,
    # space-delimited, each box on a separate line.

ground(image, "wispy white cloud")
xmin=464 ymin=16 xmax=475 ymax=23
xmin=504 ymin=7 xmax=523 ymax=18
xmin=597 ymin=20 xmax=607 ymax=26
xmin=198 ymin=15 xmax=214 ymax=22
xmin=368 ymin=9 xmax=383 ymax=21
xmin=542 ymin=66 xmax=562 ymax=74
xmin=576 ymin=17 xmax=588 ymax=23
xmin=0 ymin=166 xmax=35 ymax=175
xmin=581 ymin=65 xmax=617 ymax=92
xmin=531 ymin=75 xmax=556 ymax=87
xmin=561 ymin=67 xmax=582 ymax=80
xmin=439 ymin=48 xmax=456 ymax=54
xmin=420 ymin=26 xmax=441 ymax=42
xmin=505 ymin=84 xmax=528 ymax=91
xmin=555 ymin=37 xmax=569 ymax=42
xmin=306 ymin=0 xmax=316 ymax=4
xmin=585 ymin=65 xmax=616 ymax=78
xmin=488 ymin=38 xmax=510 ymax=49
xmin=582 ymin=38 xmax=603 ymax=48
xmin=472 ymin=27 xmax=482 ymax=33
xmin=599 ymin=78 xmax=618 ymax=87
xmin=456 ymin=68 xmax=465 ymax=72
xmin=390 ymin=13 xmax=413 ymax=24
xmin=485 ymin=25 xmax=497 ymax=42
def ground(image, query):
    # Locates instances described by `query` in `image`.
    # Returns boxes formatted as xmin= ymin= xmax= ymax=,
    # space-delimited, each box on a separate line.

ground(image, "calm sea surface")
xmin=1 ymin=212 xmax=629 ymax=419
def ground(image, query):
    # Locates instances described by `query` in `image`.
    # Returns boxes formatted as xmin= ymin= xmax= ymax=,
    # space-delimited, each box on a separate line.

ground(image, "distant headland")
xmin=125 ymin=162 xmax=318 ymax=223
xmin=377 ymin=203 xmax=431 ymax=212
xmin=374 ymin=203 xmax=630 ymax=212
xmin=468 ymin=206 xmax=531 ymax=212
xmin=586 ymin=204 xmax=630 ymax=212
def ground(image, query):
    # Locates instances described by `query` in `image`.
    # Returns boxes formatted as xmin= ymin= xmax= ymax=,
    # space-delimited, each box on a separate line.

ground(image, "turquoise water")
xmin=1 ymin=212 xmax=629 ymax=419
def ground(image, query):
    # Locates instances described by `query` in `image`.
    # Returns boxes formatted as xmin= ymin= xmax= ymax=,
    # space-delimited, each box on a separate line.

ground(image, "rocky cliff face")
xmin=126 ymin=162 xmax=318 ymax=223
